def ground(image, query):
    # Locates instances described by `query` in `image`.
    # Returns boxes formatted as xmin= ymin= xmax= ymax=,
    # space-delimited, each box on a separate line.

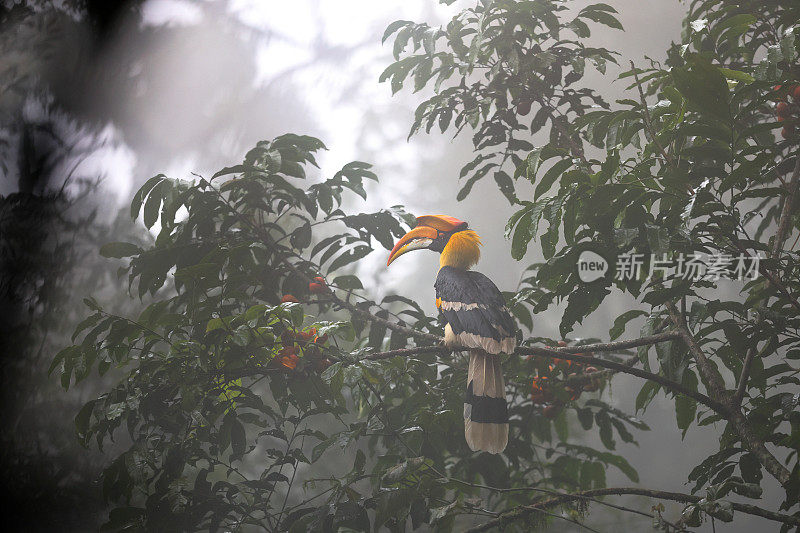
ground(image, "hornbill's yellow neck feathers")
xmin=386 ymin=214 xmax=516 ymax=455
xmin=439 ymin=230 xmax=481 ymax=270
xmin=386 ymin=214 xmax=481 ymax=270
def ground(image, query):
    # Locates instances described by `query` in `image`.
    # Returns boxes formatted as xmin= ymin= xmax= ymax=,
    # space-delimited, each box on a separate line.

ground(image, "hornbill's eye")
xmin=429 ymin=230 xmax=451 ymax=253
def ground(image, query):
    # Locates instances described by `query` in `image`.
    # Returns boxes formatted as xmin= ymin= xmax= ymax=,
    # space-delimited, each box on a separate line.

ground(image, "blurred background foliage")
xmin=1 ymin=0 xmax=799 ymax=531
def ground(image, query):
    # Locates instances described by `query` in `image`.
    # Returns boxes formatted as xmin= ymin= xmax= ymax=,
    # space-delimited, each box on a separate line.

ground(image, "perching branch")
xmin=465 ymin=486 xmax=800 ymax=532
xmin=518 ymin=342 xmax=727 ymax=415
xmin=358 ymin=331 xmax=727 ymax=416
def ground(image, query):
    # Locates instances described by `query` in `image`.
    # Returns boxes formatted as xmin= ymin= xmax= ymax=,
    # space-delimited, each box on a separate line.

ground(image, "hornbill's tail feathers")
xmin=464 ymin=350 xmax=508 ymax=454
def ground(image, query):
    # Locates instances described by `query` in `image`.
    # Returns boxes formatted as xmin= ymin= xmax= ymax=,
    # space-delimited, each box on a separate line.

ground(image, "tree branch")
xmin=519 ymin=342 xmax=727 ymax=415
xmin=666 ymin=303 xmax=792 ymax=486
xmin=465 ymin=486 xmax=800 ymax=532
xmin=357 ymin=331 xmax=727 ymax=415
xmin=770 ymin=153 xmax=800 ymax=259
xmin=666 ymin=303 xmax=729 ymax=401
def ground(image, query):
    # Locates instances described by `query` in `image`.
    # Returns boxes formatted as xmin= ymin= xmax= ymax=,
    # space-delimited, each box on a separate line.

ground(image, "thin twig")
xmin=631 ymin=61 xmax=677 ymax=169
xmin=733 ymin=345 xmax=758 ymax=409
xmin=730 ymin=238 xmax=800 ymax=313
xmin=465 ymin=486 xmax=800 ymax=532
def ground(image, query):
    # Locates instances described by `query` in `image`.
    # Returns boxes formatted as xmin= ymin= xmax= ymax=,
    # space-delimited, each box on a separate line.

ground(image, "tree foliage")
xmin=54 ymin=0 xmax=800 ymax=531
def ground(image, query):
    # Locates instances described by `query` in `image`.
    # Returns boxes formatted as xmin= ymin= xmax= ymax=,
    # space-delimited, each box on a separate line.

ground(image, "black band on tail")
xmin=465 ymin=381 xmax=508 ymax=424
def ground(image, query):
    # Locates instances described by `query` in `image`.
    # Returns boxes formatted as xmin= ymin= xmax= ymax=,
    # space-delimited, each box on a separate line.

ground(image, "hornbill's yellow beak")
xmin=387 ymin=214 xmax=467 ymax=266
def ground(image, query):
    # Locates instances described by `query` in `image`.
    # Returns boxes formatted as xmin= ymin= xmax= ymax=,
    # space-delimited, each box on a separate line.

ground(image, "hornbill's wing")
xmin=434 ymin=266 xmax=517 ymax=354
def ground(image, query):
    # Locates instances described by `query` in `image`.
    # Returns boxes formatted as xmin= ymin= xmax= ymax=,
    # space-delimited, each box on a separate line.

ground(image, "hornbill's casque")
xmin=387 ymin=215 xmax=517 ymax=454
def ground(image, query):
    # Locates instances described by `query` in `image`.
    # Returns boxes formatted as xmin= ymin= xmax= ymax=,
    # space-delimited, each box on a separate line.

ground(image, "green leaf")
xmin=99 ymin=242 xmax=141 ymax=259
xmin=718 ymin=68 xmax=754 ymax=84
xmin=596 ymin=410 xmax=616 ymax=450
xmin=130 ymin=175 xmax=165 ymax=219
xmin=230 ymin=418 xmax=246 ymax=458
xmin=332 ymin=275 xmax=363 ymax=290
xmin=383 ymin=20 xmax=411 ymax=44
xmin=291 ymin=221 xmax=312 ymax=250
xmin=577 ymin=408 xmax=594 ymax=430
xmin=535 ymin=159 xmax=572 ymax=200
xmin=635 ymin=381 xmax=660 ymax=413
xmin=520 ymin=147 xmax=544 ymax=182
xmin=580 ymin=9 xmax=623 ymax=30
xmin=329 ymin=246 xmax=372 ymax=271
xmin=312 ymin=436 xmax=336 ymax=462
xmin=554 ymin=410 xmax=569 ymax=441
xmin=672 ymin=54 xmax=730 ymax=121
xmin=511 ymin=211 xmax=533 ymax=261
xmin=206 ymin=317 xmax=227 ymax=333
xmin=143 ymin=179 xmax=167 ymax=229
xmin=609 ymin=310 xmax=647 ymax=340
xmin=676 ymin=370 xmax=698 ymax=437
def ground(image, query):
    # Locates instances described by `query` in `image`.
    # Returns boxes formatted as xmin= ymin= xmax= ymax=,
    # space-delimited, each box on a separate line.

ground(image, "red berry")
xmin=517 ymin=101 xmax=532 ymax=116
xmin=309 ymin=282 xmax=326 ymax=294
xmin=770 ymin=85 xmax=786 ymax=103
xmin=279 ymin=353 xmax=299 ymax=370
xmin=281 ymin=294 xmax=300 ymax=303
xmin=777 ymin=102 xmax=791 ymax=117
xmin=792 ymin=85 xmax=800 ymax=101
xmin=313 ymin=276 xmax=326 ymax=284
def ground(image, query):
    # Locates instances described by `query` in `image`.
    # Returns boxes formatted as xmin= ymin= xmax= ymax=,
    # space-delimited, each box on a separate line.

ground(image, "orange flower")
xmin=531 ymin=376 xmax=552 ymax=404
xmin=279 ymin=353 xmax=300 ymax=370
xmin=548 ymin=357 xmax=573 ymax=372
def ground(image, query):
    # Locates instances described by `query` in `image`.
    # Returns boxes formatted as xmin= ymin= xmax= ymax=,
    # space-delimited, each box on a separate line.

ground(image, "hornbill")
xmin=387 ymin=215 xmax=517 ymax=454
